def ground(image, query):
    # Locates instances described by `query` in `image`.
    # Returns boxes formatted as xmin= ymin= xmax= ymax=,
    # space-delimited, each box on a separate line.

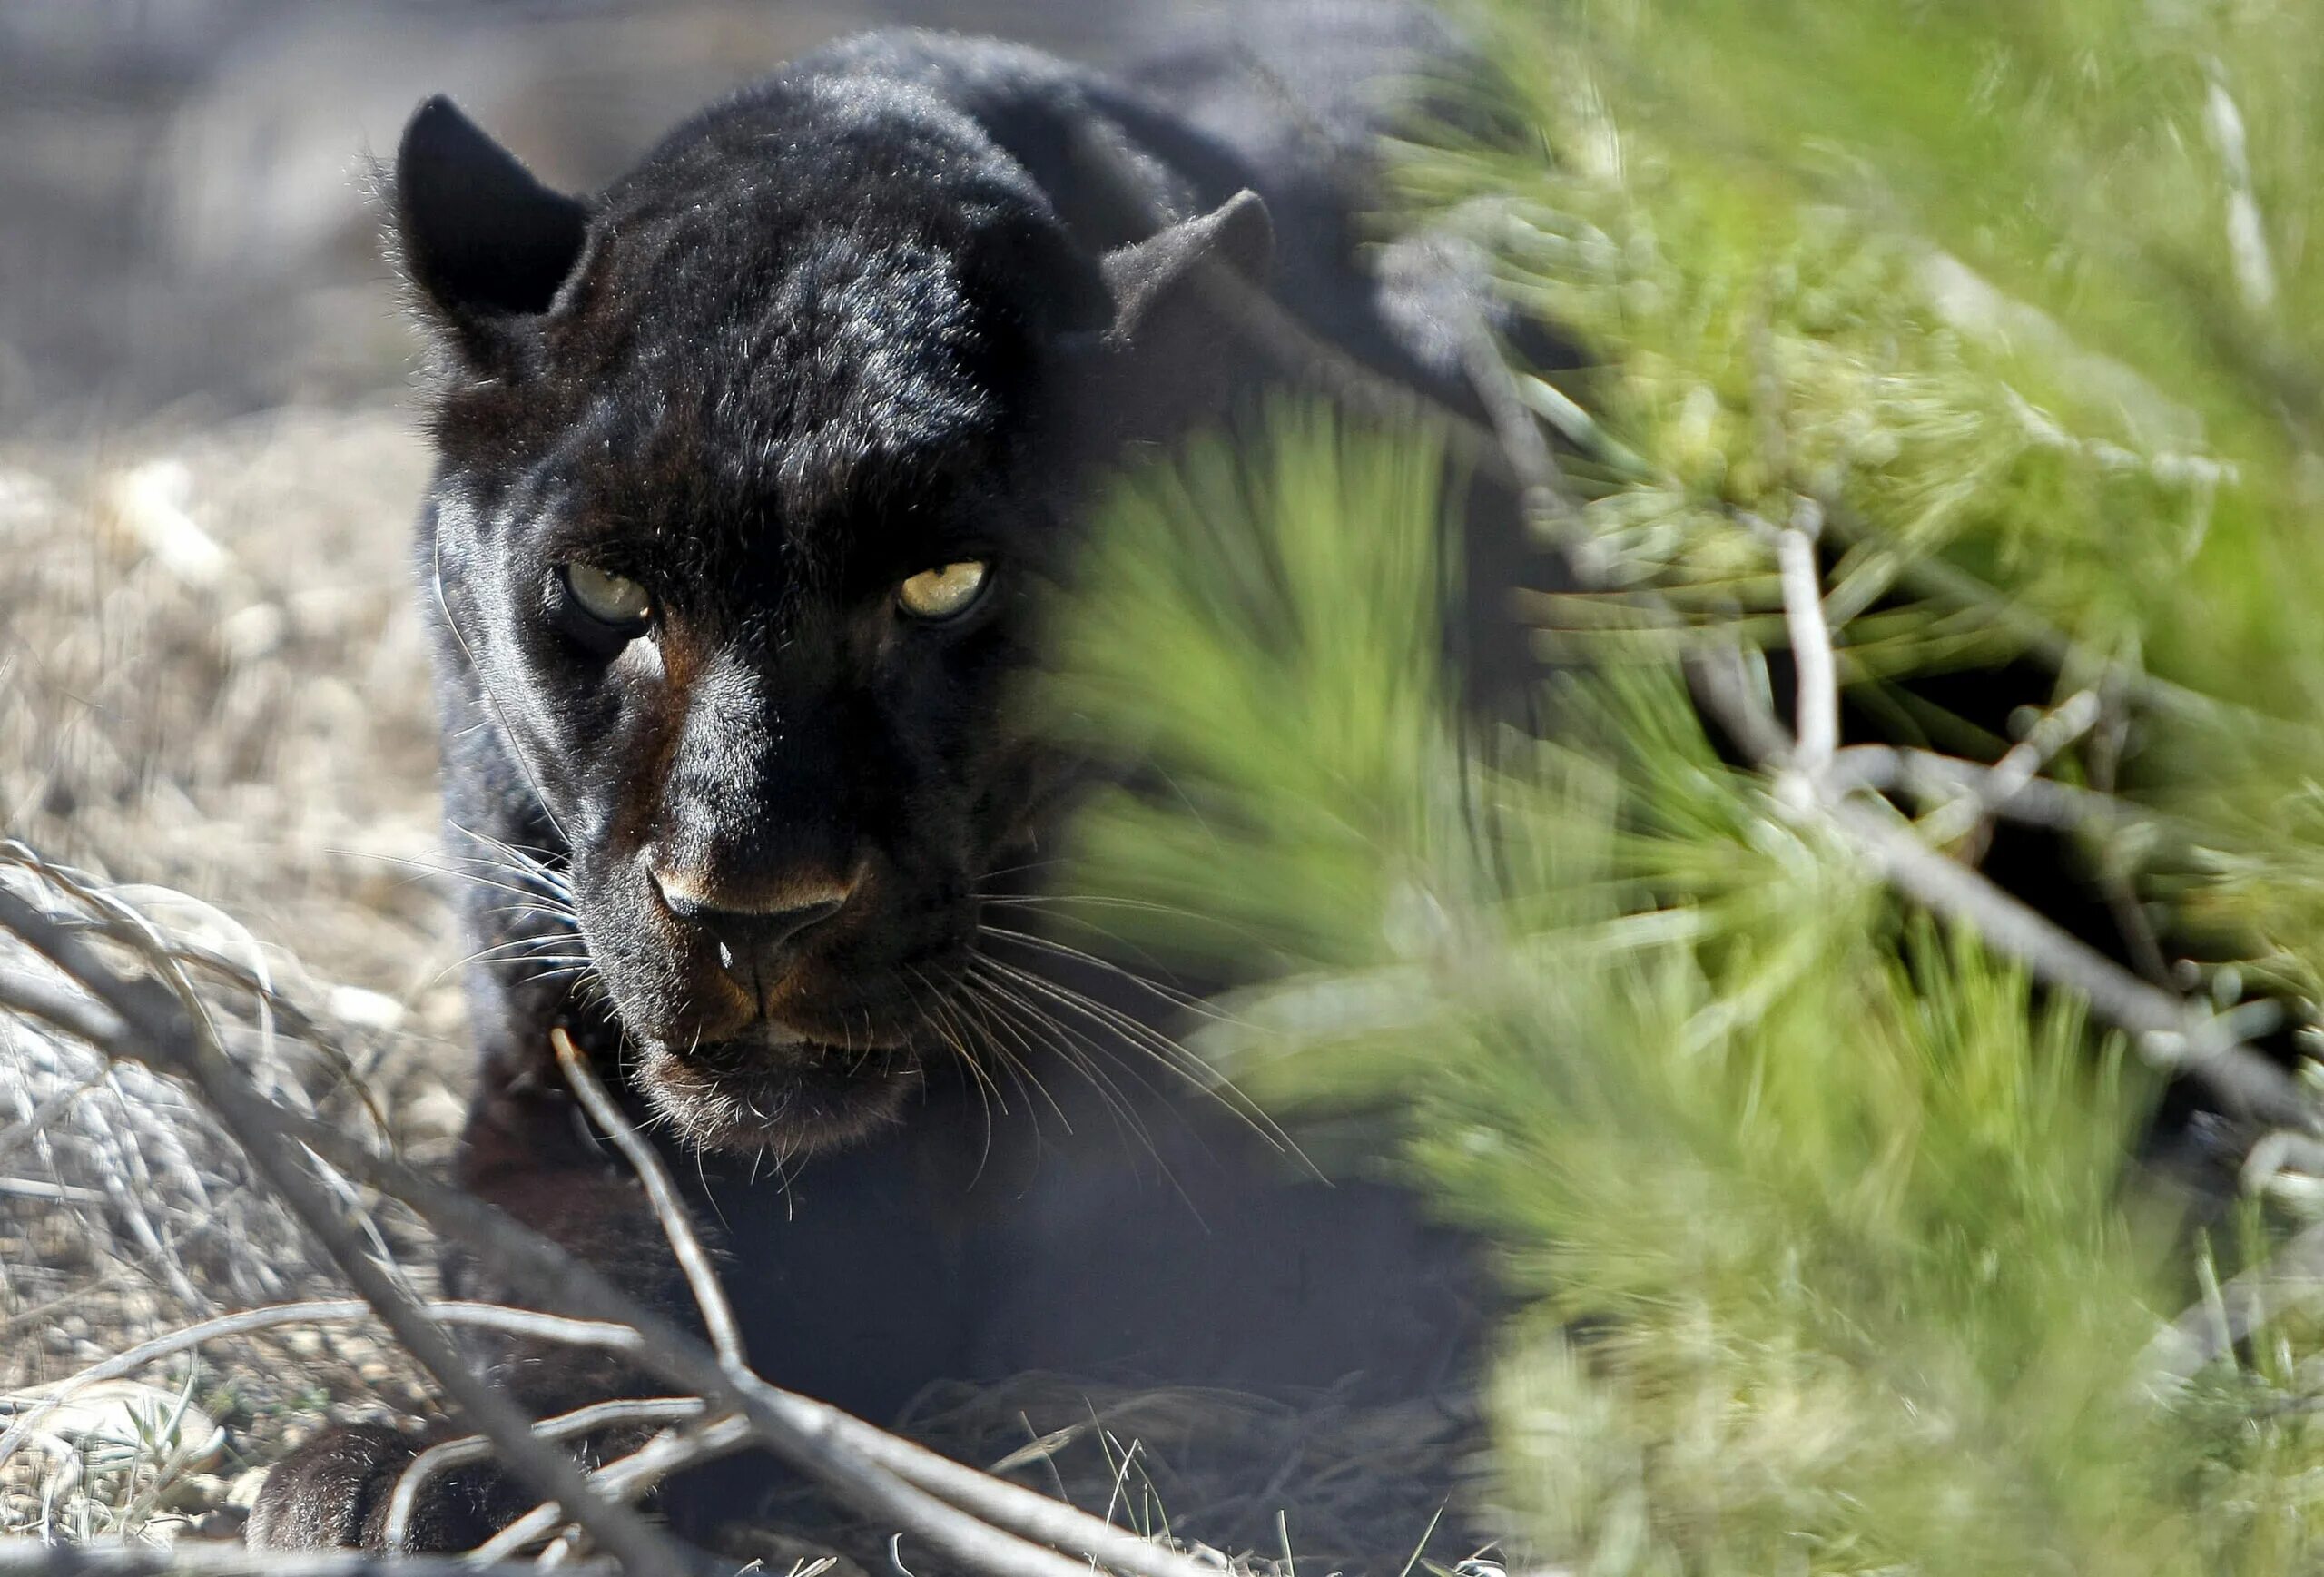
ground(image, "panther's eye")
xmin=556 ymin=561 xmax=655 ymax=651
xmin=897 ymin=559 xmax=990 ymax=622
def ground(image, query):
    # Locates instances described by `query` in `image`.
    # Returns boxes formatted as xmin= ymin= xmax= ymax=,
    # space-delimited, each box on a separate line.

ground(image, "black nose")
xmin=654 ymin=876 xmax=850 ymax=971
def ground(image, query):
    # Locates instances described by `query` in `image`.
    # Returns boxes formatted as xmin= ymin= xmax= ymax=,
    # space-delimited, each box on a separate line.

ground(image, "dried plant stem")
xmin=468 ymin=1414 xmax=759 ymax=1563
xmin=253 ymin=1049 xmax=1235 ymax=1577
xmin=549 ymin=1030 xmax=744 ymax=1371
xmin=0 ymin=1300 xmax=638 ymax=1473
xmin=379 ymin=1398 xmax=707 ymax=1552
xmin=0 ymin=1547 xmax=616 ymax=1577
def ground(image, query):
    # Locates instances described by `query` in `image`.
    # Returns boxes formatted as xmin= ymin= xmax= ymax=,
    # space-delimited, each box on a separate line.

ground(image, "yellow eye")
xmin=563 ymin=561 xmax=654 ymax=631
xmin=897 ymin=559 xmax=990 ymax=621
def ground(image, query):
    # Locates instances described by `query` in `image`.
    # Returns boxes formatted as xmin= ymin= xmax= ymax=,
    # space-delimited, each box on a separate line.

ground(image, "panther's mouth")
xmin=634 ymin=1033 xmax=923 ymax=1158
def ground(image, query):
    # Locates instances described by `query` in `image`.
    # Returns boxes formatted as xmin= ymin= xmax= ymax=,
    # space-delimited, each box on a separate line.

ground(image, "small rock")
xmin=219 ymin=603 xmax=288 ymax=663
xmin=1 ymin=1379 xmax=227 ymax=1474
xmin=326 ymin=983 xmax=405 ymax=1031
xmin=188 ymin=1503 xmax=251 ymax=1540
xmin=224 ymin=1465 xmax=272 ymax=1510
xmin=106 ymin=458 xmax=232 ymax=588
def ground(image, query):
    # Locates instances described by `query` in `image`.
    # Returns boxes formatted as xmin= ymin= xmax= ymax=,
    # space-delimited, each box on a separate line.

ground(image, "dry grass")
xmin=0 ymin=407 xmax=460 ymax=1542
xmin=0 ymin=405 xmax=453 ymax=1031
xmin=861 ymin=1375 xmax=1487 ymax=1576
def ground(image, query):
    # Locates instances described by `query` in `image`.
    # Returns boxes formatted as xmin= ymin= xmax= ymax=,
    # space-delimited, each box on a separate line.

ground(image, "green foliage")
xmin=1040 ymin=406 xmax=1464 ymax=976
xmin=1387 ymin=0 xmax=2324 ymax=999
xmin=1049 ymin=402 xmax=2324 ymax=1572
xmin=1043 ymin=3 xmax=2324 ymax=1569
xmin=1402 ymin=1 xmax=2312 ymax=690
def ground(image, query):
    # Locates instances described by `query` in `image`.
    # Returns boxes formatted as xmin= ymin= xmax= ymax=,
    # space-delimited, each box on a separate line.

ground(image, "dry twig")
xmin=0 ymin=1545 xmax=615 ymax=1577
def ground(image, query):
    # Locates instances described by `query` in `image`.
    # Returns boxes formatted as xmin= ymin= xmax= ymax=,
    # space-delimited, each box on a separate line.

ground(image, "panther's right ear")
xmin=389 ymin=96 xmax=590 ymax=371
xmin=1054 ymin=190 xmax=1275 ymax=451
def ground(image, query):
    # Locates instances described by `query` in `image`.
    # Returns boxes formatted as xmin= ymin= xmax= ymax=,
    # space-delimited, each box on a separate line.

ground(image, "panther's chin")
xmin=634 ymin=1036 xmax=923 ymax=1158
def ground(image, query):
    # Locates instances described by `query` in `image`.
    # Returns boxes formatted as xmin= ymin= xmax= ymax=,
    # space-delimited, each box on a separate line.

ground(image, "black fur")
xmin=254 ymin=19 xmax=1534 ymax=1562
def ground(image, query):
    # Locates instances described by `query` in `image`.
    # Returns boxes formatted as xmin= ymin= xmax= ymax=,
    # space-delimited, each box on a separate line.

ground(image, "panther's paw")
xmin=246 ymin=1424 xmax=524 ymax=1552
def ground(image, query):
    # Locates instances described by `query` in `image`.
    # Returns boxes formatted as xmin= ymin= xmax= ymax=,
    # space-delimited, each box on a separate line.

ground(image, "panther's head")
xmin=392 ymin=67 xmax=1269 ymax=1157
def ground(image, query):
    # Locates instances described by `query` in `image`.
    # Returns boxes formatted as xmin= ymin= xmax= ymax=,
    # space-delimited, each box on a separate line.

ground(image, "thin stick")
xmin=254 ymin=1056 xmax=1251 ymax=1577
xmin=0 ymin=890 xmax=1217 ymax=1577
xmin=1826 ymin=798 xmax=2304 ymax=1123
xmin=537 ymin=1040 xmax=1236 ymax=1577
xmin=1455 ymin=332 xmax=2316 ymax=1132
xmin=1823 ymin=744 xmax=2148 ymax=835
xmin=0 ymin=1547 xmax=614 ymax=1577
xmin=1772 ymin=504 xmax=1835 ymax=771
xmin=1814 ymin=502 xmax=2276 ymax=731
xmin=549 ymin=1029 xmax=745 ymax=1371
xmin=468 ymin=1414 xmax=757 ymax=1563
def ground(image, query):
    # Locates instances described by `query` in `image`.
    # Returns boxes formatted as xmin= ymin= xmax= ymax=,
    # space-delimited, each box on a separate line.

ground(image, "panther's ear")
xmin=390 ymin=96 xmax=590 ymax=371
xmin=1095 ymin=189 xmax=1274 ymax=350
xmin=1062 ymin=191 xmax=1275 ymax=444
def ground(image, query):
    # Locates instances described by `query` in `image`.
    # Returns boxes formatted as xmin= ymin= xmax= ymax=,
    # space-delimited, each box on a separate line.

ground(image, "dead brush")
xmin=0 ymin=409 xmax=470 ymax=1548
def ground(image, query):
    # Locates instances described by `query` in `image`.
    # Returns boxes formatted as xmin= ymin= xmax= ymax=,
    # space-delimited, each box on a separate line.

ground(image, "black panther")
xmin=248 ymin=17 xmax=1537 ymax=1564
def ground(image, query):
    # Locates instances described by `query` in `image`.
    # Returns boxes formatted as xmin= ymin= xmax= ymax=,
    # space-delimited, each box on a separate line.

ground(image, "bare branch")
xmin=1451 ymin=331 xmax=2316 ymax=1134
xmin=257 ymin=1059 xmax=1235 ymax=1577
xmin=0 ymin=867 xmax=1231 ymax=1577
xmin=1771 ymin=502 xmax=1835 ymax=772
xmin=468 ymin=1414 xmax=758 ymax=1564
xmin=0 ymin=1301 xmax=637 ymax=1473
xmin=535 ymin=1040 xmax=1226 ymax=1577
xmin=1812 ymin=504 xmax=2268 ymax=733
xmin=381 ymin=1398 xmax=707 ymax=1552
xmin=1824 ymin=796 xmax=2302 ymax=1118
xmin=550 ymin=1030 xmax=744 ymax=1372
xmin=1823 ymin=744 xmax=2146 ymax=835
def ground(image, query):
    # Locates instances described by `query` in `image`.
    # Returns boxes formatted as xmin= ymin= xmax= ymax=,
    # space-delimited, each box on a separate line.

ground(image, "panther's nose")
xmin=652 ymin=871 xmax=853 ymax=976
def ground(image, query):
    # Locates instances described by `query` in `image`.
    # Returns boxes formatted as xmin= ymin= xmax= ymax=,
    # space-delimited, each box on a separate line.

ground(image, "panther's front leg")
xmin=244 ymin=1423 xmax=539 ymax=1552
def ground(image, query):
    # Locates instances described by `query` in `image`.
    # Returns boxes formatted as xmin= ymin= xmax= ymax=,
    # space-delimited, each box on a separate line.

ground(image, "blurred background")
xmin=1 ymin=0 xmax=1213 ymax=431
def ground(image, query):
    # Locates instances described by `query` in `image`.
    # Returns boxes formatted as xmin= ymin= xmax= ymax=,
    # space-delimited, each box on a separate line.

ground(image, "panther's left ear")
xmin=1059 ymin=191 xmax=1275 ymax=443
xmin=389 ymin=95 xmax=592 ymax=373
